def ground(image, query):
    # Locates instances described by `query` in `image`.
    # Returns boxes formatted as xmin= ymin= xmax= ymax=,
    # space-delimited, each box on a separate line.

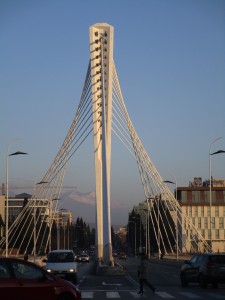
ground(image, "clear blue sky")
xmin=1 ymin=0 xmax=225 ymax=225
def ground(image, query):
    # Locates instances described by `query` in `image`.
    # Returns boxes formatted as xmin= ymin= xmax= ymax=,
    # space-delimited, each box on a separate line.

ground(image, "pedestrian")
xmin=24 ymin=252 xmax=28 ymax=261
xmin=161 ymin=249 xmax=165 ymax=259
xmin=137 ymin=253 xmax=155 ymax=295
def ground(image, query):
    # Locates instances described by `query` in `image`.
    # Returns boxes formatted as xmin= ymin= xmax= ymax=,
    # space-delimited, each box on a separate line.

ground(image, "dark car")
xmin=180 ymin=253 xmax=225 ymax=288
xmin=0 ymin=257 xmax=81 ymax=300
xmin=118 ymin=252 xmax=126 ymax=260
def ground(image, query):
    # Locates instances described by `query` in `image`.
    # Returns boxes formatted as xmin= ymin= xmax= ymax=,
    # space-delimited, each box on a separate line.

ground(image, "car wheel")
xmin=180 ymin=273 xmax=188 ymax=287
xmin=199 ymin=274 xmax=207 ymax=288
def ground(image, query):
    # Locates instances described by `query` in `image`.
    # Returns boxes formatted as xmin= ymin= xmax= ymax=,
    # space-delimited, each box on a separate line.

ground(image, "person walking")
xmin=137 ymin=253 xmax=155 ymax=295
xmin=24 ymin=252 xmax=28 ymax=261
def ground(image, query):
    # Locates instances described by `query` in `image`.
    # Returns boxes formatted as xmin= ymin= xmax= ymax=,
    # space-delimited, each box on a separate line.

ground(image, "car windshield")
xmin=48 ymin=252 xmax=74 ymax=263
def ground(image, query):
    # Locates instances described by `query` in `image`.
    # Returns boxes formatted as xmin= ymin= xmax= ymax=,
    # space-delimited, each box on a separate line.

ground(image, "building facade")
xmin=178 ymin=178 xmax=225 ymax=253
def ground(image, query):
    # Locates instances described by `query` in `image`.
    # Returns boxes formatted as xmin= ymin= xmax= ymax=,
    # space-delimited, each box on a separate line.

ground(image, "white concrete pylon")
xmin=89 ymin=23 xmax=114 ymax=265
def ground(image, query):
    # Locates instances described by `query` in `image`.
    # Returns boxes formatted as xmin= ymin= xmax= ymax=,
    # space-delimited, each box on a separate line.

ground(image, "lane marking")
xmin=156 ymin=291 xmax=175 ymax=298
xmin=130 ymin=291 xmax=147 ymax=298
xmin=102 ymin=281 xmax=123 ymax=286
xmin=179 ymin=291 xmax=201 ymax=298
xmin=106 ymin=291 xmax=120 ymax=298
xmin=81 ymin=291 xmax=94 ymax=298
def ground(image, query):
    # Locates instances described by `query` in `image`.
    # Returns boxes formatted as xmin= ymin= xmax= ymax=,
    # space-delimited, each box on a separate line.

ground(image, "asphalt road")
xmin=76 ymin=256 xmax=225 ymax=299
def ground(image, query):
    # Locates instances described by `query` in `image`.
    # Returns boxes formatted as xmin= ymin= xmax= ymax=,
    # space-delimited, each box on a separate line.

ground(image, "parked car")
xmin=0 ymin=257 xmax=81 ymax=300
xmin=180 ymin=253 xmax=225 ymax=288
xmin=118 ymin=252 xmax=127 ymax=260
xmin=43 ymin=250 xmax=78 ymax=284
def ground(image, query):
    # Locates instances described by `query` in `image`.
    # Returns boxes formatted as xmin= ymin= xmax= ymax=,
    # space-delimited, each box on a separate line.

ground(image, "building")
xmin=0 ymin=188 xmax=73 ymax=253
xmin=178 ymin=178 xmax=225 ymax=253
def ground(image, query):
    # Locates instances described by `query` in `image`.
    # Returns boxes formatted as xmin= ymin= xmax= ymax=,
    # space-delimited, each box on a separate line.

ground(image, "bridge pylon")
xmin=89 ymin=23 xmax=114 ymax=265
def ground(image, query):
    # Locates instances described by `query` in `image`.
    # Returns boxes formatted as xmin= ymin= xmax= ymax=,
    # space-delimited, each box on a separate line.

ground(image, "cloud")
xmin=60 ymin=189 xmax=129 ymax=226
xmin=62 ymin=190 xmax=96 ymax=206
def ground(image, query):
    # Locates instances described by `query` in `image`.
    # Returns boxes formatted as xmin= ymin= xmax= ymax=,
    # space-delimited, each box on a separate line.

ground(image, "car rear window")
xmin=209 ymin=255 xmax=225 ymax=264
xmin=48 ymin=252 xmax=74 ymax=262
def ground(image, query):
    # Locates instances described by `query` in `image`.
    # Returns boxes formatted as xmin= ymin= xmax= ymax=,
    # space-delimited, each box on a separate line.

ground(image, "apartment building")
xmin=178 ymin=177 xmax=225 ymax=253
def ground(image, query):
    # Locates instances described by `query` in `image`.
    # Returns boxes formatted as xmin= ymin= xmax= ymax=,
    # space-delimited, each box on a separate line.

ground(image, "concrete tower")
xmin=89 ymin=23 xmax=114 ymax=265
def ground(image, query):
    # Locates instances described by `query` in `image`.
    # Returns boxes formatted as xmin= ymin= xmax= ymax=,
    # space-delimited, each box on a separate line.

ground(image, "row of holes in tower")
xmin=94 ymin=31 xmax=109 ymax=126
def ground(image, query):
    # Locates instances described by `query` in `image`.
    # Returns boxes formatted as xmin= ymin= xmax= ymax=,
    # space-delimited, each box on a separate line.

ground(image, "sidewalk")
xmin=148 ymin=253 xmax=192 ymax=269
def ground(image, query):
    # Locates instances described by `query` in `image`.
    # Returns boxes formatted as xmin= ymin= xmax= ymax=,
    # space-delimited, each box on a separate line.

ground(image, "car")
xmin=180 ymin=253 xmax=225 ymax=288
xmin=0 ymin=257 xmax=81 ymax=300
xmin=118 ymin=252 xmax=127 ymax=260
xmin=77 ymin=253 xmax=90 ymax=263
xmin=112 ymin=251 xmax=118 ymax=257
xmin=43 ymin=250 xmax=78 ymax=284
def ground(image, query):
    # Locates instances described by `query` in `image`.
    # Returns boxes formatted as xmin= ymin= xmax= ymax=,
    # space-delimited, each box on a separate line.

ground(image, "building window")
xmin=219 ymin=217 xmax=224 ymax=229
xmin=192 ymin=191 xmax=200 ymax=203
xmin=215 ymin=207 xmax=219 ymax=217
xmin=201 ymin=206 xmax=204 ymax=216
xmin=181 ymin=191 xmax=187 ymax=203
xmin=215 ymin=229 xmax=219 ymax=240
xmin=194 ymin=206 xmax=198 ymax=216
xmin=198 ymin=218 xmax=201 ymax=228
xmin=207 ymin=207 xmax=210 ymax=217
xmin=204 ymin=191 xmax=209 ymax=203
xmin=204 ymin=217 xmax=208 ymax=228
xmin=212 ymin=217 xmax=215 ymax=229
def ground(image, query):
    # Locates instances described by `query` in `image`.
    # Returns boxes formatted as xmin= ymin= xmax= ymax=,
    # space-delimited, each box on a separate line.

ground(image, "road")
xmin=76 ymin=256 xmax=225 ymax=299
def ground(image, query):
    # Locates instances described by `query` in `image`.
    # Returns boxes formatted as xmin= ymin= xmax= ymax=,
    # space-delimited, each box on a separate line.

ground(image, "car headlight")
xmin=69 ymin=268 xmax=75 ymax=273
xmin=46 ymin=269 xmax=52 ymax=273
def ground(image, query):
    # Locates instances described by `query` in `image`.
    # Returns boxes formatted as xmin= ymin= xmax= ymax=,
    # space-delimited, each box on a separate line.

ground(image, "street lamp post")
xmin=140 ymin=209 xmax=148 ymax=256
xmin=132 ymin=216 xmax=141 ymax=253
xmin=129 ymin=220 xmax=136 ymax=256
xmin=146 ymin=198 xmax=154 ymax=259
xmin=157 ymin=196 xmax=160 ymax=260
xmin=209 ymin=137 xmax=225 ymax=252
xmin=6 ymin=150 xmax=28 ymax=257
xmin=60 ymin=208 xmax=68 ymax=249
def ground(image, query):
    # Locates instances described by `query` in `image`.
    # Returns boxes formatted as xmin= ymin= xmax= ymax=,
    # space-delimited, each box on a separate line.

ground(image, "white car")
xmin=79 ymin=253 xmax=90 ymax=263
xmin=43 ymin=250 xmax=78 ymax=284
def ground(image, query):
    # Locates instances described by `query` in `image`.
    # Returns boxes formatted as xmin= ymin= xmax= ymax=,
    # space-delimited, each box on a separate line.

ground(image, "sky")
xmin=1 ymin=0 xmax=225 ymax=227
